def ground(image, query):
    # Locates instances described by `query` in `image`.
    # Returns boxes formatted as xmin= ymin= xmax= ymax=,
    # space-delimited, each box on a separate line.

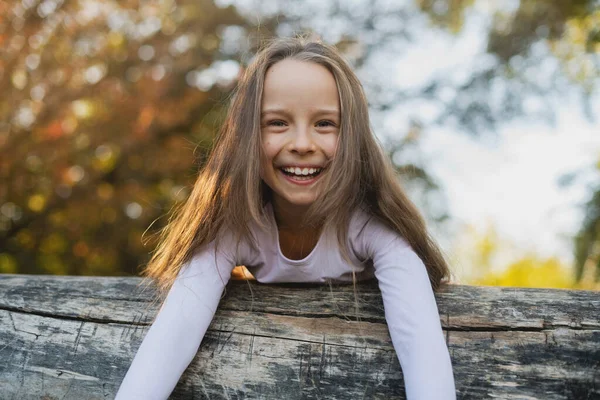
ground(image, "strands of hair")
xmin=136 ymin=33 xmax=453 ymax=324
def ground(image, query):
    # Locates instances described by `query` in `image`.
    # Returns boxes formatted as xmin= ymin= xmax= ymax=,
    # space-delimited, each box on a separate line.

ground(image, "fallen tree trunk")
xmin=0 ymin=273 xmax=598 ymax=399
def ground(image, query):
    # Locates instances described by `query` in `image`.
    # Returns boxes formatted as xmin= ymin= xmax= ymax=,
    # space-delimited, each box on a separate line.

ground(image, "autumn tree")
xmin=0 ymin=0 xmax=278 ymax=275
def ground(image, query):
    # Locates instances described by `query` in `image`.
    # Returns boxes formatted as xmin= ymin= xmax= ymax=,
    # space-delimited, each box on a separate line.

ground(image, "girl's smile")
xmin=278 ymin=164 xmax=324 ymax=185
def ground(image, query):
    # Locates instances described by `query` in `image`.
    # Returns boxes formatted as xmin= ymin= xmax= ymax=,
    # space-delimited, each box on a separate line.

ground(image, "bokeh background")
xmin=1 ymin=0 xmax=599 ymax=290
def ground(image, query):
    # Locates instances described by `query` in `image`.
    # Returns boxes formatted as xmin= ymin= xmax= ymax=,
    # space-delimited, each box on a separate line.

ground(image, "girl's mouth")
xmin=278 ymin=167 xmax=323 ymax=185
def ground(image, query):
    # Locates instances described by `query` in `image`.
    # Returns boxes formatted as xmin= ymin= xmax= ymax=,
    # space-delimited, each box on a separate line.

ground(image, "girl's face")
xmin=260 ymin=59 xmax=340 ymax=209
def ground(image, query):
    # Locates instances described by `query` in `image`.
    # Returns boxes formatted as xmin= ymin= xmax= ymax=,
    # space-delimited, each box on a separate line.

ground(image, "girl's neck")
xmin=271 ymin=197 xmax=319 ymax=233
xmin=271 ymin=197 xmax=323 ymax=260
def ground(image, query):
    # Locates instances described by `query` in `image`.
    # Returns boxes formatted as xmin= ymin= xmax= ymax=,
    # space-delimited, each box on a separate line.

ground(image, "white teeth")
xmin=281 ymin=166 xmax=322 ymax=176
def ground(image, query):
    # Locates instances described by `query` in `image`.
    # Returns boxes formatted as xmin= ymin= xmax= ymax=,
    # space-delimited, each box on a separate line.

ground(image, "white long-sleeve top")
xmin=115 ymin=202 xmax=456 ymax=399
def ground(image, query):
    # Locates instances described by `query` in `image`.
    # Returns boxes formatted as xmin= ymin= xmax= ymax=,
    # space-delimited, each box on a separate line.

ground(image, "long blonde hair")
xmin=139 ymin=34 xmax=453 ymax=310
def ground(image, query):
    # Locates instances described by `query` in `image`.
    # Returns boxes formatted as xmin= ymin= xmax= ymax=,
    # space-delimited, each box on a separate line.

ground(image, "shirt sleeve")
xmin=114 ymin=238 xmax=236 ymax=400
xmin=362 ymin=216 xmax=457 ymax=400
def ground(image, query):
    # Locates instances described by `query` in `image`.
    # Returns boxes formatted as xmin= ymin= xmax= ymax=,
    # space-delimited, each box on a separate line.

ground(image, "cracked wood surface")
xmin=0 ymin=273 xmax=598 ymax=399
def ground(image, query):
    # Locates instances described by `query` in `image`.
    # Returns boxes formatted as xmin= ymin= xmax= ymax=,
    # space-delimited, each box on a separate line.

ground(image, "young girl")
xmin=115 ymin=36 xmax=457 ymax=399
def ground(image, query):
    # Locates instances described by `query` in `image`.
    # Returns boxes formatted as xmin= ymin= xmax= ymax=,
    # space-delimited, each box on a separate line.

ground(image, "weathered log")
xmin=0 ymin=273 xmax=598 ymax=399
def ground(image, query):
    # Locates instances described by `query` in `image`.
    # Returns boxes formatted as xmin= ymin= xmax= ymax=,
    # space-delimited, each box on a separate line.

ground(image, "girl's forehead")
xmin=262 ymin=59 xmax=340 ymax=110
xmin=264 ymin=59 xmax=335 ymax=88
xmin=261 ymin=106 xmax=340 ymax=119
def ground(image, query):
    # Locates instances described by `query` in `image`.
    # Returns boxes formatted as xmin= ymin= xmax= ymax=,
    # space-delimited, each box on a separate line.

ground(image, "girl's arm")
xmin=115 ymin=243 xmax=235 ymax=400
xmin=365 ymin=219 xmax=457 ymax=400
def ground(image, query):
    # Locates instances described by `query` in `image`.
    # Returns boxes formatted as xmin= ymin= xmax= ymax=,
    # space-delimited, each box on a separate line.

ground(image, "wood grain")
xmin=0 ymin=274 xmax=598 ymax=399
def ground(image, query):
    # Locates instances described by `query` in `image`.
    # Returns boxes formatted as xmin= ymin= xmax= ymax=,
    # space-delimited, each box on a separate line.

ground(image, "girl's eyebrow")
xmin=261 ymin=107 xmax=340 ymax=117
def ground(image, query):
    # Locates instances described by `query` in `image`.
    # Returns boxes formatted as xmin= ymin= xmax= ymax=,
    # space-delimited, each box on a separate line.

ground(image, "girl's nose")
xmin=289 ymin=126 xmax=316 ymax=153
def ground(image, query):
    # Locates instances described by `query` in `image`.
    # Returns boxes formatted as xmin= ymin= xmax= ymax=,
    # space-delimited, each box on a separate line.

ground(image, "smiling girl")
xmin=115 ymin=36 xmax=457 ymax=399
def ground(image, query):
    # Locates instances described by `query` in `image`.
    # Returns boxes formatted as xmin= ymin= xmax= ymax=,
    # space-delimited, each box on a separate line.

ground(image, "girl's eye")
xmin=316 ymin=120 xmax=337 ymax=128
xmin=268 ymin=120 xmax=286 ymax=127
